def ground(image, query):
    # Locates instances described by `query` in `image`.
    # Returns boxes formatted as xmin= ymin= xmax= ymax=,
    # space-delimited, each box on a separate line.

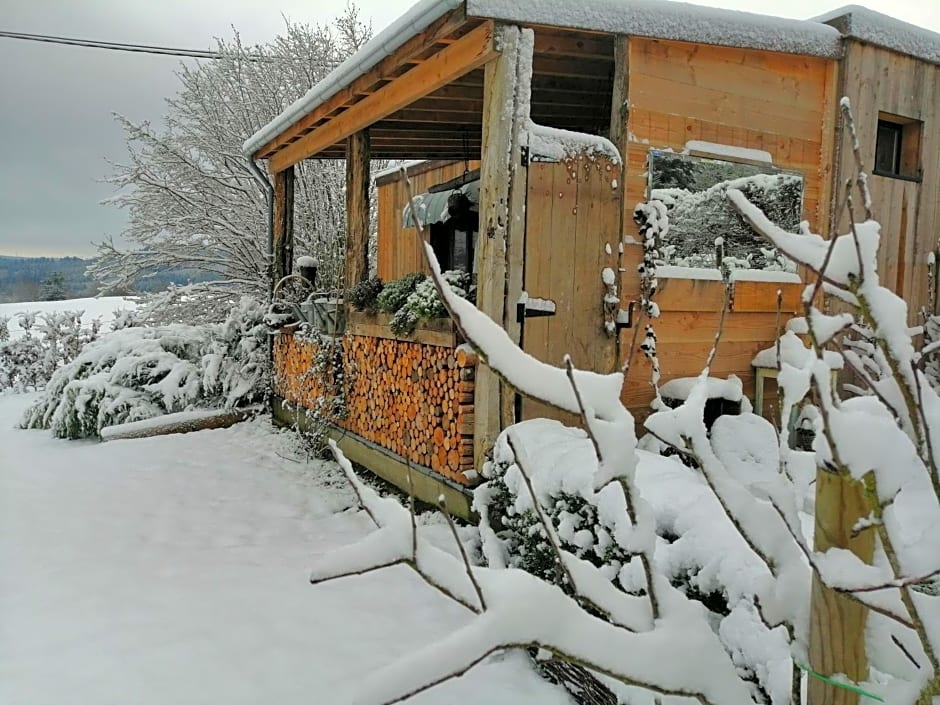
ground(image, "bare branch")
xmin=437 ymin=494 xmax=487 ymax=612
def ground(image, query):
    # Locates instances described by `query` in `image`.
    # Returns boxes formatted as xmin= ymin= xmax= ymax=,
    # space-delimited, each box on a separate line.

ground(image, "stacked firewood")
xmin=274 ymin=330 xmax=477 ymax=482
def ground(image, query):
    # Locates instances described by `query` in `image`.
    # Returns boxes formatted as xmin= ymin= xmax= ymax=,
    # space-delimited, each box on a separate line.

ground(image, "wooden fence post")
xmin=808 ymin=469 xmax=875 ymax=704
xmin=345 ymin=129 xmax=371 ymax=292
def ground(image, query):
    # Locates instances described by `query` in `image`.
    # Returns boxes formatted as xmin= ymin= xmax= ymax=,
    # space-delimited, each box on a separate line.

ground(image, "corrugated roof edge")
xmin=466 ymin=0 xmax=842 ymax=58
xmin=814 ymin=5 xmax=940 ymax=65
xmin=242 ymin=0 xmax=460 ymax=157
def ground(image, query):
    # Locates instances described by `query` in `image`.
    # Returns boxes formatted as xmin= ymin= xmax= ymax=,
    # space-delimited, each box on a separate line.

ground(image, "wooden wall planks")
xmin=618 ymin=38 xmax=837 ymax=420
xmin=376 ymin=160 xmax=481 ymax=282
xmin=834 ymin=41 xmax=940 ymax=323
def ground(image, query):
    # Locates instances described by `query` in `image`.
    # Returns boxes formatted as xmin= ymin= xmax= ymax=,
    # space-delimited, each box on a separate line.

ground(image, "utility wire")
xmin=0 ymin=29 xmax=235 ymax=59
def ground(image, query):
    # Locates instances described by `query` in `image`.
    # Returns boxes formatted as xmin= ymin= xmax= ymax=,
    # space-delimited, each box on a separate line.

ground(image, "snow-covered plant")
xmin=313 ymin=242 xmax=794 ymax=704
xmin=347 ymin=275 xmax=384 ymax=314
xmin=111 ymin=306 xmax=144 ymax=331
xmin=653 ymin=172 xmax=802 ymax=270
xmin=0 ymin=310 xmax=102 ymax=393
xmin=723 ymin=98 xmax=940 ymax=704
xmin=0 ymin=315 xmax=9 ymax=343
xmin=920 ymin=248 xmax=940 ymax=394
xmin=376 ymin=272 xmax=425 ymax=314
xmin=89 ymin=9 xmax=378 ymax=323
xmin=21 ymin=297 xmax=268 ymax=438
xmin=379 ymin=270 xmax=472 ymax=337
xmin=310 ymin=99 xmax=939 ymax=704
xmin=295 ymin=332 xmax=348 ymax=455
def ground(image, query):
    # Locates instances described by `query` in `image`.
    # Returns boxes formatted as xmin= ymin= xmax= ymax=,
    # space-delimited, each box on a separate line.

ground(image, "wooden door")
xmin=520 ymin=152 xmax=623 ymax=421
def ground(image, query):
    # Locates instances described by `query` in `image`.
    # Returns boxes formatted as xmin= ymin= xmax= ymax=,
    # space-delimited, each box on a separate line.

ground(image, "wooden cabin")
xmin=244 ymin=0 xmax=939 ymax=514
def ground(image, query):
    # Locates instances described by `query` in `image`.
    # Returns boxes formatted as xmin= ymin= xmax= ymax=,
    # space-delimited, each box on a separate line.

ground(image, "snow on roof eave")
xmin=465 ymin=0 xmax=842 ymax=59
xmin=242 ymin=0 xmax=462 ymax=158
xmin=813 ymin=5 xmax=940 ymax=65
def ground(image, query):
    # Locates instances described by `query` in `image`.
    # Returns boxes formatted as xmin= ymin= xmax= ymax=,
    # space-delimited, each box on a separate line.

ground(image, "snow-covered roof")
xmin=466 ymin=0 xmax=841 ymax=58
xmin=814 ymin=5 xmax=940 ymax=65
xmin=243 ymin=0 xmax=463 ymax=157
xmin=243 ymin=0 xmax=935 ymax=158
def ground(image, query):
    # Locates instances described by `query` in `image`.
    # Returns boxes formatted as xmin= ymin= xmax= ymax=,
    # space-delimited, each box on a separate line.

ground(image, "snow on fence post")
xmin=809 ymin=470 xmax=875 ymax=705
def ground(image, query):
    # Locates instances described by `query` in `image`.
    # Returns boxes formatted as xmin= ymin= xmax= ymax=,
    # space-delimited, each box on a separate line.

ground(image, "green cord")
xmin=795 ymin=662 xmax=885 ymax=702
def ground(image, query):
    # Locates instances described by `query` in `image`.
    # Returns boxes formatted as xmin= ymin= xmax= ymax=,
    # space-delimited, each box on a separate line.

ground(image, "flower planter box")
xmin=346 ymin=310 xmax=457 ymax=348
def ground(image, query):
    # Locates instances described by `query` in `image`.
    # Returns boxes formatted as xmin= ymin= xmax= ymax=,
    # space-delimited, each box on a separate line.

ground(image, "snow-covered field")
xmin=0 ymin=394 xmax=566 ymax=705
xmin=0 ymin=296 xmax=136 ymax=339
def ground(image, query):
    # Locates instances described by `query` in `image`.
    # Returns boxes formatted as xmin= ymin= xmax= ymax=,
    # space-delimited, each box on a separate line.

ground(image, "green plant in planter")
xmin=376 ymin=272 xmax=425 ymax=314
xmin=347 ymin=276 xmax=384 ymax=314
xmin=388 ymin=270 xmax=472 ymax=337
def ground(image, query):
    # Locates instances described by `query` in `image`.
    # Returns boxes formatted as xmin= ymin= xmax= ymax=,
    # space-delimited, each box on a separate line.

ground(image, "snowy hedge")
xmin=0 ymin=310 xmax=102 ymax=393
xmin=21 ymin=297 xmax=268 ymax=439
xmin=476 ymin=416 xmax=812 ymax=703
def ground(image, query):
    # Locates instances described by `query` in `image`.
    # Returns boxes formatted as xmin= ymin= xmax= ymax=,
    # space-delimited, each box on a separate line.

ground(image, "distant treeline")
xmin=0 ymin=256 xmax=212 ymax=303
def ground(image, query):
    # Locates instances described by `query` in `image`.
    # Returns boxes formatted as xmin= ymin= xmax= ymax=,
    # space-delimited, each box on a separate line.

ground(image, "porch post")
xmin=272 ymin=165 xmax=295 ymax=281
xmin=475 ymin=23 xmax=528 ymax=467
xmin=345 ymin=129 xmax=371 ymax=292
xmin=808 ymin=470 xmax=874 ymax=705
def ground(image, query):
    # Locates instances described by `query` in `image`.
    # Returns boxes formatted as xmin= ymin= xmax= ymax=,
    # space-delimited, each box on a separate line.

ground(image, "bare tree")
xmin=90 ymin=7 xmax=371 ymax=322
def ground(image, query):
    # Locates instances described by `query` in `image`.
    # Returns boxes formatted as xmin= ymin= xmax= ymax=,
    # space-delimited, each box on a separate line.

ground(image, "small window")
xmin=874 ymin=113 xmax=922 ymax=180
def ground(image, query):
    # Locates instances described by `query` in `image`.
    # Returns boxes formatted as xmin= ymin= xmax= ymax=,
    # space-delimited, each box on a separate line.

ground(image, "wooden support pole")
xmin=808 ymin=469 xmax=875 ymax=705
xmin=345 ymin=129 xmax=371 ymax=292
xmin=475 ymin=23 xmax=525 ymax=467
xmin=272 ymin=166 xmax=295 ymax=281
xmin=602 ymin=35 xmax=631 ymax=375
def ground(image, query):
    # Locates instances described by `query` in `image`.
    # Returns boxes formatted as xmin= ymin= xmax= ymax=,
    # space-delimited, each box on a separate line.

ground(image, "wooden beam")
xmin=474 ymin=24 xmax=528 ymax=465
xmin=532 ymin=28 xmax=614 ymax=60
xmin=345 ymin=130 xmax=370 ymax=292
xmin=603 ymin=35 xmax=630 ymax=375
xmin=269 ymin=22 xmax=497 ymax=172
xmin=272 ymin=166 xmax=295 ymax=280
xmin=255 ymin=9 xmax=470 ymax=158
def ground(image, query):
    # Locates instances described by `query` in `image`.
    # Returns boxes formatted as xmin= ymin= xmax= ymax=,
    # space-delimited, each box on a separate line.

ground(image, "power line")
xmin=0 ymin=29 xmax=257 ymax=60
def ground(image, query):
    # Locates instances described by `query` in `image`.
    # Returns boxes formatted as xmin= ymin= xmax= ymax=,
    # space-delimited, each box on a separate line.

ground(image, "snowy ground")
xmin=0 ymin=296 xmax=136 ymax=340
xmin=0 ymin=394 xmax=568 ymax=705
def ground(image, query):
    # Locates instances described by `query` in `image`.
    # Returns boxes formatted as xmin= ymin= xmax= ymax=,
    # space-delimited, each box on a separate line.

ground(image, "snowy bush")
xmin=110 ymin=306 xmax=144 ymax=331
xmin=375 ymin=271 xmax=472 ymax=337
xmin=21 ymin=297 xmax=268 ymax=438
xmin=347 ymin=275 xmax=384 ymax=314
xmin=0 ymin=310 xmax=101 ymax=393
xmin=308 ymin=101 xmax=938 ymax=705
xmin=376 ymin=272 xmax=425 ymax=314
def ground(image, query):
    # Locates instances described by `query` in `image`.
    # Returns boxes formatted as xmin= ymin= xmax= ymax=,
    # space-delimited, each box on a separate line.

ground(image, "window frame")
xmin=873 ymin=112 xmax=923 ymax=182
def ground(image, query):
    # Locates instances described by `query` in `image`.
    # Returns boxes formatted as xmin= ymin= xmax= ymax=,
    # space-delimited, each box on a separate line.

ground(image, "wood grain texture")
xmin=809 ymin=470 xmax=875 ymax=705
xmin=272 ymin=166 xmax=295 ymax=280
xmin=520 ymin=155 xmax=622 ymax=423
xmin=616 ymin=38 xmax=834 ymax=420
xmin=832 ymin=41 xmax=939 ymax=324
xmin=376 ymin=160 xmax=481 ymax=282
xmin=345 ymin=130 xmax=370 ymax=291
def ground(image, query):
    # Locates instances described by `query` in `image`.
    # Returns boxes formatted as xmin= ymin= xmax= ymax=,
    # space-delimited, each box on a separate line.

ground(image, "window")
xmin=874 ymin=113 xmax=923 ymax=180
xmin=646 ymin=150 xmax=803 ymax=272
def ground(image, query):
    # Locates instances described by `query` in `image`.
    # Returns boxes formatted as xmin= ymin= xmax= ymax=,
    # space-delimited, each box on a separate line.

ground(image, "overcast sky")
xmin=1 ymin=0 xmax=938 ymax=258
